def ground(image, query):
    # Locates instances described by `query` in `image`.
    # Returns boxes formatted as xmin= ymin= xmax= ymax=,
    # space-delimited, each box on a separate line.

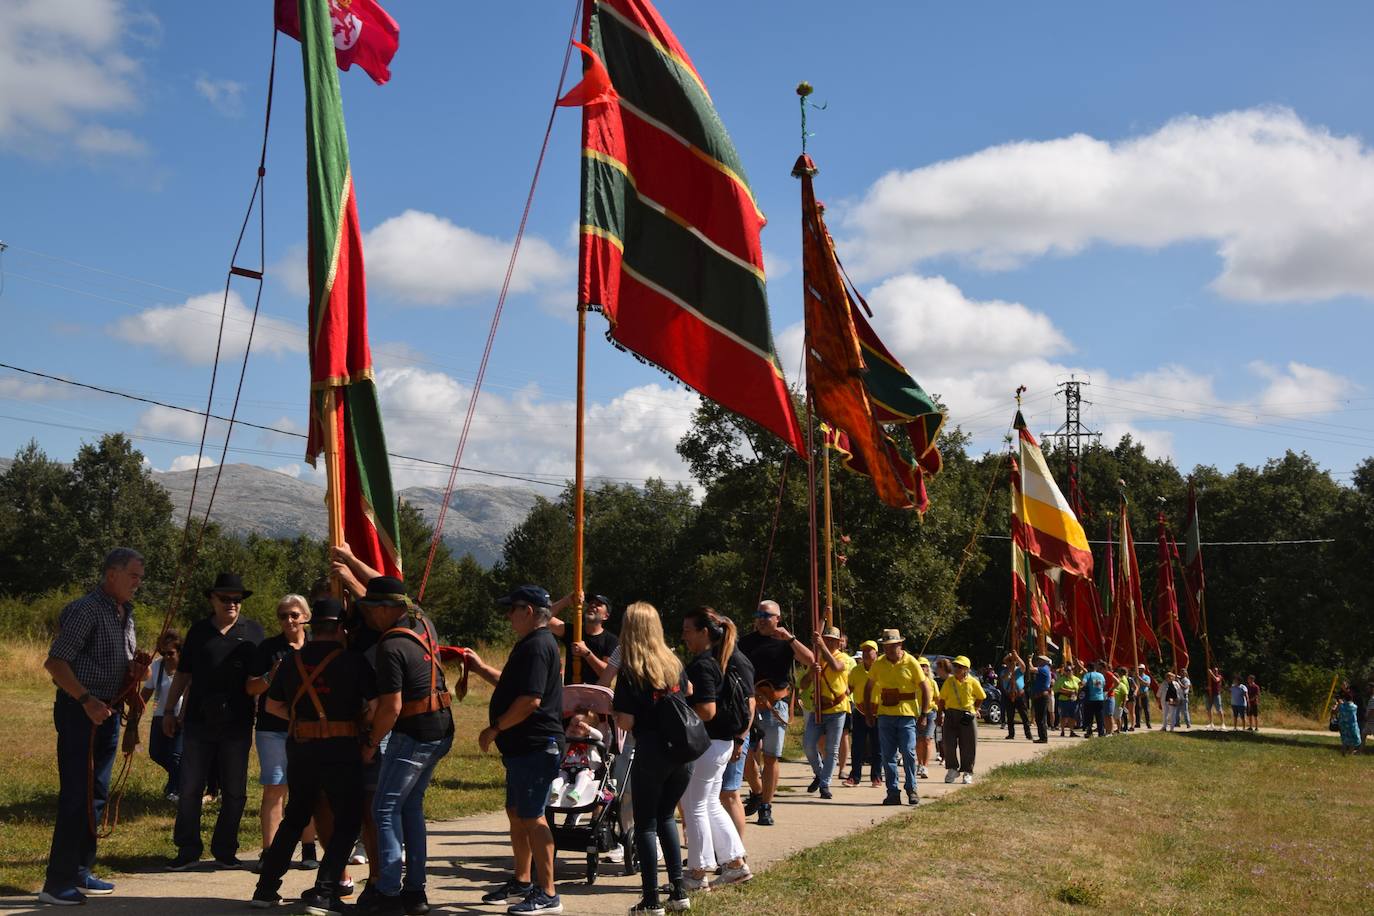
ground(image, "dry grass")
xmin=0 ymin=639 xmax=510 ymax=894
xmin=695 ymin=730 xmax=1374 ymax=915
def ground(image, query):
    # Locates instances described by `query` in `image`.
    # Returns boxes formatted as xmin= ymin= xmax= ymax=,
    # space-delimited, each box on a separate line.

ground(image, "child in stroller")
xmin=548 ymin=712 xmax=604 ymax=809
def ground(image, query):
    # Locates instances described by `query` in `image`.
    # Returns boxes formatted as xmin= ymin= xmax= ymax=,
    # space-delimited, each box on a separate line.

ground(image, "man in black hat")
xmin=163 ymin=572 xmax=265 ymax=870
xmin=356 ymin=576 xmax=454 ymax=916
xmin=251 ymin=598 xmax=374 ymax=913
xmin=466 ymin=585 xmax=564 ymax=916
xmin=548 ymin=592 xmax=618 ymax=685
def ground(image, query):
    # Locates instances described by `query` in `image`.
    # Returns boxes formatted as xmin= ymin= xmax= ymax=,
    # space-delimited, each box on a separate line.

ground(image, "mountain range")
xmin=0 ymin=458 xmax=542 ymax=567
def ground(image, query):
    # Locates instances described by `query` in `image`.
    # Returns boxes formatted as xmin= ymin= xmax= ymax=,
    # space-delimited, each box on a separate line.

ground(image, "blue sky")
xmin=3 ymin=0 xmax=1373 ymax=498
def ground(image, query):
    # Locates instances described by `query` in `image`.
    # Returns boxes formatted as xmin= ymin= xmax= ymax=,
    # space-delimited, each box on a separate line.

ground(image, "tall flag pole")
xmin=1155 ymin=511 xmax=1189 ymax=673
xmin=299 ymin=0 xmax=401 ymax=581
xmin=1182 ymin=478 xmax=1214 ymax=671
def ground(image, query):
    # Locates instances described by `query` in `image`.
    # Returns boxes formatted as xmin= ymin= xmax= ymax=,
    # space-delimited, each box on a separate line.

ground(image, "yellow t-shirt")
xmin=869 ymin=653 xmax=927 ymax=717
xmin=939 ymin=674 xmax=987 ymax=714
xmin=797 ymin=653 xmax=854 ymax=715
xmin=849 ymin=660 xmax=878 ymax=716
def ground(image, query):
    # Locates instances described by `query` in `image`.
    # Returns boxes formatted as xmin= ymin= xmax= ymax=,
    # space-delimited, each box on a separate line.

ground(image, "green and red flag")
xmin=566 ymin=0 xmax=804 ymax=454
xmin=298 ymin=0 xmax=401 ymax=578
xmin=800 ymin=153 xmax=941 ymax=510
xmin=1118 ymin=497 xmax=1158 ymax=659
xmin=1180 ymin=479 xmax=1205 ymax=632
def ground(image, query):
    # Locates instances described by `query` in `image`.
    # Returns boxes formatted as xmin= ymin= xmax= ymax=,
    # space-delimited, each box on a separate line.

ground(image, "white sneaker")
xmin=719 ymin=863 xmax=752 ymax=885
xmin=961 ymin=773 xmax=973 ymax=785
xmin=605 ymin=846 xmax=624 ymax=864
xmin=944 ymin=768 xmax=959 ymax=784
xmin=681 ymin=873 xmax=712 ymax=892
xmin=916 ymin=765 xmax=928 ymax=778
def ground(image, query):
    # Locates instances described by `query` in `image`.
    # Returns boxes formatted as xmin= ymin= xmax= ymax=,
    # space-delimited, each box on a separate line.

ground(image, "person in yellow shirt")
xmin=937 ymin=655 xmax=986 ymax=785
xmin=915 ymin=656 xmax=937 ymax=780
xmin=862 ymin=629 xmax=931 ymax=806
xmin=844 ymin=641 xmax=881 ymax=787
xmin=799 ymin=627 xmax=853 ymax=799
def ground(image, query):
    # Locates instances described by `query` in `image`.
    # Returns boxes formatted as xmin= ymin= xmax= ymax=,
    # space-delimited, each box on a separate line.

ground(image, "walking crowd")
xmin=37 ymin=545 xmax=1318 ymax=915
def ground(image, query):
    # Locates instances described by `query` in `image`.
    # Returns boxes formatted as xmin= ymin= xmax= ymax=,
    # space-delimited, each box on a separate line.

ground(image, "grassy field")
xmin=696 ymin=728 xmax=1369 ymax=915
xmin=0 ymin=640 xmax=508 ymax=895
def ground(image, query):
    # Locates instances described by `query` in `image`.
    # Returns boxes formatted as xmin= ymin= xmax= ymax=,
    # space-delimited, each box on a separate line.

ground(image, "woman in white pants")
xmin=679 ymin=608 xmax=753 ymax=893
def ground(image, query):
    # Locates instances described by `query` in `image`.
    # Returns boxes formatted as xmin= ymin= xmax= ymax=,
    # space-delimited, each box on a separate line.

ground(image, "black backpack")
xmin=655 ymin=684 xmax=710 ymax=764
xmin=716 ymin=661 xmax=753 ymax=737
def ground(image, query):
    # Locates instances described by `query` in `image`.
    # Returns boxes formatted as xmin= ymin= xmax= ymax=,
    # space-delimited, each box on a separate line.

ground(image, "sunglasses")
xmin=277 ymin=611 xmax=304 ymax=621
xmin=754 ymin=611 xmax=778 ymax=619
xmin=214 ymin=595 xmax=244 ymax=605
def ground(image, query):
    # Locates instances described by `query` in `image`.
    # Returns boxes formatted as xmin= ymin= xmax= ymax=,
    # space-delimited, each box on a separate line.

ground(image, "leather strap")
xmin=383 ymin=617 xmax=452 ymax=720
xmin=288 ymin=648 xmax=343 ymax=739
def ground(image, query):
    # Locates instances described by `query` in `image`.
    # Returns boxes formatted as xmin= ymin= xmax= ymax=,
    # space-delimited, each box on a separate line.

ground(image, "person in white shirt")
xmin=140 ymin=631 xmax=184 ymax=800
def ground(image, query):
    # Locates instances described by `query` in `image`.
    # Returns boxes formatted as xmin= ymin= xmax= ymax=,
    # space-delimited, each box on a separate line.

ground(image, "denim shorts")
xmin=721 ymin=731 xmax=750 ymax=792
xmin=755 ymin=699 xmax=789 ymax=758
xmin=1058 ymin=699 xmax=1079 ymax=720
xmin=916 ymin=710 xmax=937 ymax=739
xmin=1105 ymin=698 xmax=1116 ymax=718
xmin=256 ymin=729 xmax=288 ymax=786
xmin=1206 ymin=694 xmax=1224 ymax=713
xmin=504 ymin=742 xmax=562 ymax=819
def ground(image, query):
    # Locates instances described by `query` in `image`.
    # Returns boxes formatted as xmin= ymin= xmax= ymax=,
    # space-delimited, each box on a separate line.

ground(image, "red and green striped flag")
xmin=568 ymin=0 xmax=805 ymax=454
xmin=299 ymin=0 xmax=401 ymax=578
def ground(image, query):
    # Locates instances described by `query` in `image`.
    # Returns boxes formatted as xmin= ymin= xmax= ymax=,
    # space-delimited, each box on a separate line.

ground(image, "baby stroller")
xmin=546 ymin=684 xmax=635 ymax=884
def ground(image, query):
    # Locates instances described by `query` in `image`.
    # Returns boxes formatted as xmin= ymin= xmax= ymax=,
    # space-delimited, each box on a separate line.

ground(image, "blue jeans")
xmin=877 ymin=715 xmax=917 ymax=794
xmin=755 ymin=700 xmax=789 ymax=758
xmin=45 ymin=693 xmax=118 ymax=893
xmin=372 ymin=730 xmax=453 ymax=896
xmin=802 ymin=711 xmax=845 ymax=789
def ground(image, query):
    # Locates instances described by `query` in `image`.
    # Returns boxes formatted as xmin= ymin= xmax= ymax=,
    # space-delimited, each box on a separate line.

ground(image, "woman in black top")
xmin=613 ymin=602 xmax=692 ymax=915
xmin=680 ymin=609 xmax=752 ymax=891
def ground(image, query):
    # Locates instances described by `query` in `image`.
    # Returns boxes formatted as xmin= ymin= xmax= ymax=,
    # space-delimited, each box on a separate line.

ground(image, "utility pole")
xmin=1043 ymin=375 xmax=1101 ymax=518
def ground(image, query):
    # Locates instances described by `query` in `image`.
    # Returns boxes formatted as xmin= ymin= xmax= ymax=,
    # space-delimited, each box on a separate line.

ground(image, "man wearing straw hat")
xmin=863 ymin=629 xmax=929 ymax=806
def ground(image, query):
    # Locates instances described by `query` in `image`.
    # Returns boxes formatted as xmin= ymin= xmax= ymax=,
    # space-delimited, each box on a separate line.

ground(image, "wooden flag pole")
xmin=571 ymin=302 xmax=588 ymax=681
xmin=321 ymin=388 xmax=345 ymax=600
xmin=822 ymin=431 xmax=835 ymax=630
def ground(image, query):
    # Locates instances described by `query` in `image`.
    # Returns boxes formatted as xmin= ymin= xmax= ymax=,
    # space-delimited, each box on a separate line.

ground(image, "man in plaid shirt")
xmin=39 ymin=547 xmax=144 ymax=907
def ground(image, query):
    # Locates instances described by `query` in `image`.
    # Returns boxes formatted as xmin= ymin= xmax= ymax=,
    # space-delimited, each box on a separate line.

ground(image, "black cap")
xmin=497 ymin=585 xmax=552 ymax=609
xmin=205 ymin=572 xmax=252 ymax=600
xmin=588 ymin=594 xmax=610 ymax=608
xmin=310 ymin=597 xmax=345 ymax=622
xmin=357 ymin=576 xmax=410 ymax=606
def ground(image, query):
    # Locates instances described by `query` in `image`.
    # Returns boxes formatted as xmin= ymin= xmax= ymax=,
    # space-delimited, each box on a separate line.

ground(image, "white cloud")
xmin=843 ymin=107 xmax=1374 ymax=303
xmin=0 ymin=0 xmax=151 ymax=157
xmin=363 ymin=210 xmax=571 ymax=305
xmin=138 ymin=405 xmax=222 ymax=442
xmin=777 ymin=270 xmax=1357 ymax=459
xmin=1250 ymin=361 xmax=1351 ymax=415
xmin=194 ymin=76 xmax=244 ymax=117
xmin=0 ymin=377 xmax=73 ymax=400
xmin=167 ymin=454 xmax=217 ymax=472
xmin=109 ymin=290 xmax=304 ymax=365
xmin=272 ymin=463 xmax=302 ymax=479
xmin=374 ymin=367 xmax=698 ymax=490
xmin=273 ymin=210 xmax=572 ymax=307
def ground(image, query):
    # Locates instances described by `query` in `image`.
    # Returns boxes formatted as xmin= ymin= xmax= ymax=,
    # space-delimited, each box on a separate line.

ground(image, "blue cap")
xmin=497 ymin=585 xmax=551 ymax=609
xmin=588 ymin=594 xmax=611 ymax=607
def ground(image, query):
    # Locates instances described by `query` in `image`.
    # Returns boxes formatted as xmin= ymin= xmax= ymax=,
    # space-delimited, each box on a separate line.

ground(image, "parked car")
xmin=980 ymin=683 xmax=1004 ymax=725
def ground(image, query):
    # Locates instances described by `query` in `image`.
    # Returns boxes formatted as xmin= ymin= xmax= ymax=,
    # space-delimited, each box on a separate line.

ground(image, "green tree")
xmin=0 ymin=440 xmax=76 ymax=596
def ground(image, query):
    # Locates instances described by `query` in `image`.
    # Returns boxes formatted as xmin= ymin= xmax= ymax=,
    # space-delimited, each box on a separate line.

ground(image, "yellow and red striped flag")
xmin=1011 ymin=410 xmax=1092 ymax=579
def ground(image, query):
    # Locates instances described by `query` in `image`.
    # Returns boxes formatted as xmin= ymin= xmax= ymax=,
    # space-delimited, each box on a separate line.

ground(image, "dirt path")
xmin=0 ymin=725 xmax=1066 ymax=914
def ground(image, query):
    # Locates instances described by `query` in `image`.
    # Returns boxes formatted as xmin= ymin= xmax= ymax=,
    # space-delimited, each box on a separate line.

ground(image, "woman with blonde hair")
xmin=247 ymin=594 xmax=317 ymax=868
xmin=613 ymin=602 xmax=693 ymax=915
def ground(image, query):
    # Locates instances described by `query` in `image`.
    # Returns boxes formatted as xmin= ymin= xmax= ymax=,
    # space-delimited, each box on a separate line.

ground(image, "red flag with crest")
xmin=276 ymin=0 xmax=400 ymax=86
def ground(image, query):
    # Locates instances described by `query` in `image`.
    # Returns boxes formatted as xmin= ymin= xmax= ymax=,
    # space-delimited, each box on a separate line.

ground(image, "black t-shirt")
xmin=738 ymin=630 xmax=795 ymax=689
xmin=251 ymin=633 xmax=306 ymax=733
xmin=375 ymin=617 xmax=455 ymax=742
xmin=687 ymin=650 xmax=739 ymax=741
xmin=268 ymin=641 xmax=377 ymax=763
xmin=562 ymin=625 xmax=620 ymax=685
xmin=613 ymin=668 xmax=689 ymax=740
xmin=490 ymin=627 xmax=565 ymax=757
xmin=180 ymin=614 xmax=265 ymax=732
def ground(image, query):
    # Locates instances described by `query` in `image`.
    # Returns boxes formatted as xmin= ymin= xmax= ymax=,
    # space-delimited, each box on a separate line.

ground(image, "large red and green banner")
xmin=299 ymin=0 xmax=401 ymax=578
xmin=1154 ymin=514 xmax=1189 ymax=670
xmin=1180 ymin=479 xmax=1205 ymax=632
xmin=570 ymin=0 xmax=804 ymax=454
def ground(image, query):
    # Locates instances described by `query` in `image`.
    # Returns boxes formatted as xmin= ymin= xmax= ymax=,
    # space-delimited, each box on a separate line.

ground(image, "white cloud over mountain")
xmin=843 ymin=107 xmax=1374 ymax=303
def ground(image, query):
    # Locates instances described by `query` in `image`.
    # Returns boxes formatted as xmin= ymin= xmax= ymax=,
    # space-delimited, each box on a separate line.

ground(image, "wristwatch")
xmin=75 ymin=692 xmax=91 ymax=705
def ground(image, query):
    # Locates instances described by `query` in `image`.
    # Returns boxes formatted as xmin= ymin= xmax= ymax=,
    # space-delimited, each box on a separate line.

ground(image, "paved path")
xmin=1 ymin=726 xmax=1070 ymax=914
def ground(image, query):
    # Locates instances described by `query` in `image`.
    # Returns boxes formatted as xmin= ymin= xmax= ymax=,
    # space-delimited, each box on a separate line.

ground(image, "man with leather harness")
xmin=251 ymin=598 xmax=375 ymax=915
xmin=737 ymin=599 xmax=814 ymax=827
xmin=356 ymin=576 xmax=455 ymax=916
